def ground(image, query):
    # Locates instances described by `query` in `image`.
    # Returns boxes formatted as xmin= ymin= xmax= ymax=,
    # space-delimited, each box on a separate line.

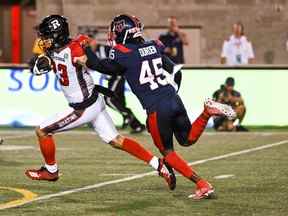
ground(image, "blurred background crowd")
xmin=1 ymin=0 xmax=288 ymax=65
xmin=0 ymin=0 xmax=288 ymax=131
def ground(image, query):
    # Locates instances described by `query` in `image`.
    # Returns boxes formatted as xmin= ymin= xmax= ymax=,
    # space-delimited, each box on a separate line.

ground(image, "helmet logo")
xmin=51 ymin=19 xmax=61 ymax=30
xmin=114 ymin=20 xmax=125 ymax=33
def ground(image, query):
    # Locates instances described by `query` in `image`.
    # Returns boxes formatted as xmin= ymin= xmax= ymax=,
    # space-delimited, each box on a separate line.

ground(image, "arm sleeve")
xmin=85 ymin=46 xmax=125 ymax=76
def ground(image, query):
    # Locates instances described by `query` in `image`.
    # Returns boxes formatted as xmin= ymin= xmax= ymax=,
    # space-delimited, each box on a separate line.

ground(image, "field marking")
xmin=0 ymin=139 xmax=287 ymax=210
xmin=0 ymin=187 xmax=38 ymax=210
xmin=214 ymin=174 xmax=235 ymax=179
xmin=1 ymin=130 xmax=288 ymax=138
xmin=100 ymin=173 xmax=143 ymax=176
xmin=2 ymin=134 xmax=34 ymax=140
xmin=99 ymin=173 xmax=184 ymax=177
xmin=0 ymin=145 xmax=34 ymax=151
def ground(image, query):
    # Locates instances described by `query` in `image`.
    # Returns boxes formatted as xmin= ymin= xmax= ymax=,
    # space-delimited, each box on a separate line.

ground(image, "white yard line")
xmin=100 ymin=173 xmax=183 ymax=177
xmin=100 ymin=173 xmax=143 ymax=176
xmin=1 ymin=130 xmax=288 ymax=138
xmin=1 ymin=139 xmax=287 ymax=210
xmin=214 ymin=174 xmax=235 ymax=179
xmin=0 ymin=145 xmax=34 ymax=151
xmin=1 ymin=134 xmax=34 ymax=140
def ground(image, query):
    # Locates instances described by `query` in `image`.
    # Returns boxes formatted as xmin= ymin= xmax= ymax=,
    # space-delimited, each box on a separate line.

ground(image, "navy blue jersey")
xmin=108 ymin=40 xmax=176 ymax=110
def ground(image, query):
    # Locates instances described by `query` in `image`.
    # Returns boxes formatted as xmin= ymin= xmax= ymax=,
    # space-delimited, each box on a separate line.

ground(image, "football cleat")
xmin=25 ymin=166 xmax=59 ymax=181
xmin=188 ymin=180 xmax=215 ymax=200
xmin=204 ymin=98 xmax=236 ymax=120
xmin=157 ymin=159 xmax=176 ymax=190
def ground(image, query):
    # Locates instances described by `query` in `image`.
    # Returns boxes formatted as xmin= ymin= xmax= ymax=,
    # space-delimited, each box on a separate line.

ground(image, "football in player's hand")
xmin=36 ymin=54 xmax=52 ymax=72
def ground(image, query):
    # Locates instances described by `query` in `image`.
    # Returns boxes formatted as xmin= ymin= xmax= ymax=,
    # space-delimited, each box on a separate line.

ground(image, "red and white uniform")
xmin=52 ymin=36 xmax=95 ymax=104
xmin=38 ymin=35 xmax=118 ymax=143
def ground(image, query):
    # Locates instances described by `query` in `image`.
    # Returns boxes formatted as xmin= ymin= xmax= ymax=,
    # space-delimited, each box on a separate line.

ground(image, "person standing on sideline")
xmin=159 ymin=16 xmax=189 ymax=64
xmin=221 ymin=22 xmax=255 ymax=65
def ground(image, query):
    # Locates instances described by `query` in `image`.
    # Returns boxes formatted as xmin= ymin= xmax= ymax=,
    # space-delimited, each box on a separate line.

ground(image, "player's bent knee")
xmin=179 ymin=139 xmax=196 ymax=147
xmin=180 ymin=141 xmax=195 ymax=147
xmin=109 ymin=135 xmax=124 ymax=149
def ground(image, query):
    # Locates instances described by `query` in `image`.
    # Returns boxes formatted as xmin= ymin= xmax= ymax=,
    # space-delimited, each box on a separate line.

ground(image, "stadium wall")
xmin=0 ymin=66 xmax=287 ymax=127
xmin=36 ymin=0 xmax=288 ymax=64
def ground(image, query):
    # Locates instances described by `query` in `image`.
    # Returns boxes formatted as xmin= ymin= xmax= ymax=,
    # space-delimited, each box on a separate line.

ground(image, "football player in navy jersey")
xmin=76 ymin=14 xmax=236 ymax=199
xmin=91 ymin=40 xmax=145 ymax=133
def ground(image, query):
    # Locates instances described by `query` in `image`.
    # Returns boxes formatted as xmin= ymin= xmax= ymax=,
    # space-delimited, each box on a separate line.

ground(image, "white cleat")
xmin=188 ymin=188 xmax=215 ymax=200
xmin=204 ymin=98 xmax=236 ymax=120
xmin=188 ymin=181 xmax=215 ymax=200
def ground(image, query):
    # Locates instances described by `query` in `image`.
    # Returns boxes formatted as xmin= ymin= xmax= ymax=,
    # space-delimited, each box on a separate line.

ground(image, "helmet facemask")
xmin=37 ymin=15 xmax=70 ymax=52
xmin=108 ymin=15 xmax=144 ymax=45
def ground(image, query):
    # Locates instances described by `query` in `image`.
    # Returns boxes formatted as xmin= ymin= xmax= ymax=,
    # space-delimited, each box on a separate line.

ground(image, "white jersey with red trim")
xmin=51 ymin=35 xmax=95 ymax=104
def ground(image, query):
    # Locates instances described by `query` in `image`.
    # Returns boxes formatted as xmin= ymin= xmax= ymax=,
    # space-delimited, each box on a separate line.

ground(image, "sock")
xmin=45 ymin=163 xmax=58 ymax=173
xmin=38 ymin=135 xmax=56 ymax=165
xmin=188 ymin=110 xmax=210 ymax=144
xmin=122 ymin=138 xmax=154 ymax=164
xmin=149 ymin=156 xmax=159 ymax=170
xmin=164 ymin=151 xmax=200 ymax=183
xmin=196 ymin=179 xmax=209 ymax=188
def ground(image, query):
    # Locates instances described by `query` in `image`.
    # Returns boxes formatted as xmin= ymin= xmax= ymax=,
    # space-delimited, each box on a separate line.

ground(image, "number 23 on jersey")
xmin=57 ymin=63 xmax=69 ymax=86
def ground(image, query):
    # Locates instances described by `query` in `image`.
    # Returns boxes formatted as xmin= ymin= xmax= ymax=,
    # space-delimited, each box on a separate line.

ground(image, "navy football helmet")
xmin=37 ymin=15 xmax=70 ymax=51
xmin=109 ymin=14 xmax=144 ymax=45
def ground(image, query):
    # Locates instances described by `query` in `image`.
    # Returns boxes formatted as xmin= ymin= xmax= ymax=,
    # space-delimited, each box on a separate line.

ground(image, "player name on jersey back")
xmin=138 ymin=45 xmax=157 ymax=57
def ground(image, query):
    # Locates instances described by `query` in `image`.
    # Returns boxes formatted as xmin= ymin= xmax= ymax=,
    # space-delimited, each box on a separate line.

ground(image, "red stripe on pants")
xmin=148 ymin=112 xmax=165 ymax=152
xmin=11 ymin=5 xmax=21 ymax=63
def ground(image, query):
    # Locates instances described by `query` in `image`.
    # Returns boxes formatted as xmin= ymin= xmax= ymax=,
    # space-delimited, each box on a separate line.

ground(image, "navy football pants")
xmin=147 ymin=95 xmax=191 ymax=153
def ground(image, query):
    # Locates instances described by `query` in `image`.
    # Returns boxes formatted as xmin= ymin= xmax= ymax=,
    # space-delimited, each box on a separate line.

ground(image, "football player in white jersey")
xmin=25 ymin=15 xmax=176 ymax=190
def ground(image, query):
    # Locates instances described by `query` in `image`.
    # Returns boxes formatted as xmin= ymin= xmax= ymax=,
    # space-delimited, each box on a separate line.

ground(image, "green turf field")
xmin=0 ymin=129 xmax=288 ymax=216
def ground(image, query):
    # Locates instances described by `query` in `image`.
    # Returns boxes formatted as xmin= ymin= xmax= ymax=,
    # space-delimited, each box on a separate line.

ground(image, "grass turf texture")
xmin=0 ymin=130 xmax=287 ymax=215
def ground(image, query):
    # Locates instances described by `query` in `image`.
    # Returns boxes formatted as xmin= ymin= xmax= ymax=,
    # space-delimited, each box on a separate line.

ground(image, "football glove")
xmin=32 ymin=54 xmax=52 ymax=75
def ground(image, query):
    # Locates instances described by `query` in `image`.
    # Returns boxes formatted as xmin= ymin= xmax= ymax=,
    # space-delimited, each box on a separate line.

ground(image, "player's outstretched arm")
xmin=84 ymin=46 xmax=125 ymax=76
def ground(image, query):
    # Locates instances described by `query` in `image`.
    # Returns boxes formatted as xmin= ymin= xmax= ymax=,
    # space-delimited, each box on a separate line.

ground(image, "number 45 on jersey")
xmin=139 ymin=57 xmax=180 ymax=91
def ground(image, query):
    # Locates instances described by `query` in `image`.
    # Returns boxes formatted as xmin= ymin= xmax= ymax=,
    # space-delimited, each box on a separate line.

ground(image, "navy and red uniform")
xmin=94 ymin=43 xmax=145 ymax=131
xmin=85 ymin=40 xmax=191 ymax=153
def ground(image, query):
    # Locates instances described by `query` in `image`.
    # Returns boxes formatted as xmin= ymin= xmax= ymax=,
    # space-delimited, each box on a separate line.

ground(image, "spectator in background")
xmin=159 ymin=16 xmax=189 ymax=64
xmin=213 ymin=77 xmax=247 ymax=132
xmin=221 ymin=22 xmax=255 ymax=65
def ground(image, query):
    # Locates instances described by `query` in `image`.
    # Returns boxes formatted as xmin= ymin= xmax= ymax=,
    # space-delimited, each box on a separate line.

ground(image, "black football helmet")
xmin=108 ymin=14 xmax=144 ymax=45
xmin=37 ymin=15 xmax=70 ymax=51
